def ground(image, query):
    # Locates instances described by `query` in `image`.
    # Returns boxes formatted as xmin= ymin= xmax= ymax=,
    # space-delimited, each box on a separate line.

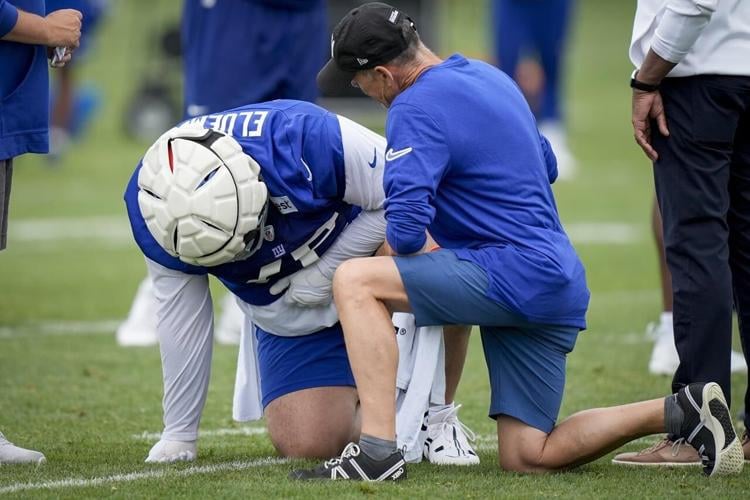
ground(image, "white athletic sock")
xmin=660 ymin=311 xmax=673 ymax=332
xmin=428 ymin=402 xmax=455 ymax=424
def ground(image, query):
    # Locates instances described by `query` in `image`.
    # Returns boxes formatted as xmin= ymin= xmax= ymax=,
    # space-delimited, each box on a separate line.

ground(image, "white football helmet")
xmin=137 ymin=126 xmax=268 ymax=267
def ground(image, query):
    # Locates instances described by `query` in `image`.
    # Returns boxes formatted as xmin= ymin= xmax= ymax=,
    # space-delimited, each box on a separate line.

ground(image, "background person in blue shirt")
xmin=292 ymin=2 xmax=744 ymax=481
xmin=181 ymin=0 xmax=327 ymax=118
xmin=0 ymin=0 xmax=80 ymax=464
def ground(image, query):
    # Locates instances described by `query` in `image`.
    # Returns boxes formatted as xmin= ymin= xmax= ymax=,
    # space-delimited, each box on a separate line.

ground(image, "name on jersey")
xmin=183 ymin=111 xmax=268 ymax=138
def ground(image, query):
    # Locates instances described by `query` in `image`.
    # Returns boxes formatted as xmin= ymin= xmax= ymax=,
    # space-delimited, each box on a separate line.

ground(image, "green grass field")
xmin=1 ymin=1 xmax=748 ymax=497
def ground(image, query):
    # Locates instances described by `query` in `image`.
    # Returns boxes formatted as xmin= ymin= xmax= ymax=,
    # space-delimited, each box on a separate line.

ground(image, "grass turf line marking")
xmin=10 ymin=216 xmax=646 ymax=246
xmin=132 ymin=427 xmax=267 ymax=441
xmin=0 ymin=457 xmax=287 ymax=494
xmin=0 ymin=320 xmax=120 ymax=339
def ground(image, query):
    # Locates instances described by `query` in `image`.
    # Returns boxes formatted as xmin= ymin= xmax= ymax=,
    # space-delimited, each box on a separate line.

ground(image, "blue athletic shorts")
xmin=255 ymin=322 xmax=356 ymax=408
xmin=394 ymin=250 xmax=579 ymax=433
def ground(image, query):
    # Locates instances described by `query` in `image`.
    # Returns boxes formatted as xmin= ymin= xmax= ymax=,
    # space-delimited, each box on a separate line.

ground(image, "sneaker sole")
xmin=428 ymin=455 xmax=480 ymax=466
xmin=610 ymin=458 xmax=700 ymax=467
xmin=701 ymin=383 xmax=744 ymax=476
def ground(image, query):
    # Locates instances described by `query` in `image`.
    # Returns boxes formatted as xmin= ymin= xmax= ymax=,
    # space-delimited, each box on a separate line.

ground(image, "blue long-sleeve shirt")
xmin=384 ymin=54 xmax=588 ymax=329
xmin=0 ymin=0 xmax=49 ymax=160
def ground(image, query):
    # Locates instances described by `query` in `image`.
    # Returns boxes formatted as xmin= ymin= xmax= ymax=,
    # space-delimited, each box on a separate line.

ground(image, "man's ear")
xmin=373 ymin=65 xmax=393 ymax=83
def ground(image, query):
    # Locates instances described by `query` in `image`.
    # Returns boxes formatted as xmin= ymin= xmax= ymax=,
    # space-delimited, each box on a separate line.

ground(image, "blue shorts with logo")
xmin=394 ymin=250 xmax=579 ymax=433
xmin=255 ymin=322 xmax=356 ymax=408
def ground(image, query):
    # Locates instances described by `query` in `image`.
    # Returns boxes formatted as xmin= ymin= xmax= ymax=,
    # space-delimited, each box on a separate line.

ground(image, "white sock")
xmin=660 ymin=311 xmax=673 ymax=331
xmin=428 ymin=402 xmax=455 ymax=423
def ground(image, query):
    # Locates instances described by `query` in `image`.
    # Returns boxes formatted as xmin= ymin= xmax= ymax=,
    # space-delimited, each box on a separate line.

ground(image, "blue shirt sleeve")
xmin=384 ymin=103 xmax=450 ymax=255
xmin=539 ymin=132 xmax=558 ymax=184
xmin=0 ymin=1 xmax=19 ymax=38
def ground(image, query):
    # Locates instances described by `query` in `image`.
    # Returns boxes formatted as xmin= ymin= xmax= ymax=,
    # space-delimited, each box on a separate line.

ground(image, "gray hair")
xmin=387 ymin=22 xmax=422 ymax=66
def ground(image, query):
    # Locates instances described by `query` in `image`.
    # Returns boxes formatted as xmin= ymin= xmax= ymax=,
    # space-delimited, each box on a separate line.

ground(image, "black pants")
xmin=652 ymin=75 xmax=750 ymax=428
xmin=0 ymin=158 xmax=12 ymax=251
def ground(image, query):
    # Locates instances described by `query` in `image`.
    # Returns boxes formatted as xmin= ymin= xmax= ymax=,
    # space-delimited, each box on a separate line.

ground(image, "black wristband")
xmin=630 ymin=71 xmax=660 ymax=92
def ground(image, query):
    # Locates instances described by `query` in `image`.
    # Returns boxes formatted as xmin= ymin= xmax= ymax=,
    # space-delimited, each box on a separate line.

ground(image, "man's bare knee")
xmin=265 ymin=387 xmax=359 ymax=459
xmin=333 ymin=259 xmax=370 ymax=301
xmin=497 ymin=415 xmax=557 ymax=473
xmin=499 ymin=451 xmax=554 ymax=474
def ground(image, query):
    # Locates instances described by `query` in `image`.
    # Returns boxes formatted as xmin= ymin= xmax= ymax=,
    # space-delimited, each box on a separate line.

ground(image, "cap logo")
xmin=388 ymin=10 xmax=399 ymax=23
xmin=356 ymin=57 xmax=369 ymax=66
xmin=330 ymin=35 xmax=335 ymax=57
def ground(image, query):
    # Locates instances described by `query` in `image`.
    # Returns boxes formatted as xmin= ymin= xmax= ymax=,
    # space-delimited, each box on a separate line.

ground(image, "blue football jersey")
xmin=125 ymin=100 xmax=356 ymax=306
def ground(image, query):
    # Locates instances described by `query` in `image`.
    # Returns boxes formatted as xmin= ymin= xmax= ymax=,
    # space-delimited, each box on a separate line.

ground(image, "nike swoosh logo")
xmin=368 ymin=148 xmax=377 ymax=169
xmin=300 ymin=157 xmax=313 ymax=182
xmin=385 ymin=147 xmax=413 ymax=162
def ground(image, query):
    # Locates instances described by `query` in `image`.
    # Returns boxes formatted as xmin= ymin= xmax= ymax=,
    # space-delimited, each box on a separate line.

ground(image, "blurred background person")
xmin=0 ymin=0 xmax=80 ymax=464
xmin=46 ymin=0 xmax=108 ymax=161
xmin=116 ymin=0 xmax=328 ymax=347
xmin=492 ymin=0 xmax=577 ymax=179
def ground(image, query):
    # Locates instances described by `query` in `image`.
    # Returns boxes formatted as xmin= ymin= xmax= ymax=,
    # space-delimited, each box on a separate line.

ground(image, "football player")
xmin=124 ymin=99 xmax=478 ymax=463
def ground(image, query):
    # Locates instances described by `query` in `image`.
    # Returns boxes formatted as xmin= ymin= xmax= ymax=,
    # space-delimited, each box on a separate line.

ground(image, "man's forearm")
xmin=635 ymin=49 xmax=677 ymax=85
xmin=317 ymin=209 xmax=386 ymax=278
xmin=1 ymin=9 xmax=49 ymax=45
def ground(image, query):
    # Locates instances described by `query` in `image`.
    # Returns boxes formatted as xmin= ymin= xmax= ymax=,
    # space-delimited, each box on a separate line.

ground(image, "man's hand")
xmin=43 ymin=9 xmax=81 ymax=48
xmin=145 ymin=439 xmax=197 ymax=463
xmin=269 ymin=265 xmax=333 ymax=307
xmin=632 ymin=89 xmax=669 ymax=161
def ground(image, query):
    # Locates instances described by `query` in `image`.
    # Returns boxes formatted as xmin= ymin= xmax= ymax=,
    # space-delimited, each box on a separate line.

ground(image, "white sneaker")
xmin=648 ymin=313 xmax=747 ymax=374
xmin=538 ymin=121 xmax=577 ymax=181
xmin=145 ymin=439 xmax=197 ymax=463
xmin=423 ymin=405 xmax=479 ymax=466
xmin=731 ymin=350 xmax=748 ymax=373
xmin=0 ymin=431 xmax=46 ymax=465
xmin=116 ymin=278 xmax=158 ymax=347
xmin=648 ymin=316 xmax=679 ymax=375
xmin=214 ymin=294 xmax=243 ymax=345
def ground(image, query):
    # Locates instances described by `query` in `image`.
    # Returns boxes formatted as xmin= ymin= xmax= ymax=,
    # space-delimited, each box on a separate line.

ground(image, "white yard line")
xmin=10 ymin=216 xmax=131 ymax=243
xmin=132 ymin=427 xmax=267 ymax=441
xmin=0 ymin=320 xmax=120 ymax=339
xmin=0 ymin=457 xmax=287 ymax=495
xmin=9 ymin=216 xmax=646 ymax=246
xmin=565 ymin=222 xmax=645 ymax=245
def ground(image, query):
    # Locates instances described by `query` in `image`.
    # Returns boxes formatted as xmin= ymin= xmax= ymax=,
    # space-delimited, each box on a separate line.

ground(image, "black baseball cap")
xmin=317 ymin=2 xmax=418 ymax=94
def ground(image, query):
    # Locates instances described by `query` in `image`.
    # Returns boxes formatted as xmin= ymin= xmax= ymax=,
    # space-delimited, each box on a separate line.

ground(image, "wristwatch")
xmin=630 ymin=69 xmax=660 ymax=92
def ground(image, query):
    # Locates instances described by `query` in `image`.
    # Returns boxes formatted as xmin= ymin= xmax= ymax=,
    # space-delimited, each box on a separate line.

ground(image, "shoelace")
xmin=443 ymin=405 xmax=477 ymax=443
xmin=670 ymin=438 xmax=686 ymax=457
xmin=637 ymin=437 xmax=671 ymax=456
xmin=324 ymin=442 xmax=360 ymax=469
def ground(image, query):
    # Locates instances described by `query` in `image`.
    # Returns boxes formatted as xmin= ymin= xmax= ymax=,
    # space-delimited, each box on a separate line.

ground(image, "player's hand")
xmin=145 ymin=439 xmax=197 ymax=463
xmin=632 ymin=89 xmax=669 ymax=162
xmin=43 ymin=9 xmax=82 ymax=48
xmin=48 ymin=46 xmax=73 ymax=67
xmin=269 ymin=266 xmax=333 ymax=307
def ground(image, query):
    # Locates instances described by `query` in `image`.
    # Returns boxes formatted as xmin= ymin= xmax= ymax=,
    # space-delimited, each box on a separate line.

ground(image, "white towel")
xmin=393 ymin=313 xmax=445 ymax=463
xmin=232 ymin=312 xmax=446 ymax=465
xmin=232 ymin=317 xmax=263 ymax=422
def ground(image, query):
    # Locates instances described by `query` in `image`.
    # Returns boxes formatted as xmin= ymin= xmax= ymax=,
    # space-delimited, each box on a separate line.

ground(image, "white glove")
xmin=145 ymin=439 xmax=197 ymax=463
xmin=269 ymin=264 xmax=333 ymax=308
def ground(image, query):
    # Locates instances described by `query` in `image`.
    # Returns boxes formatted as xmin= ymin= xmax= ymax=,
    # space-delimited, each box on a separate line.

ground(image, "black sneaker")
xmin=289 ymin=442 xmax=407 ymax=481
xmin=674 ymin=382 xmax=744 ymax=476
